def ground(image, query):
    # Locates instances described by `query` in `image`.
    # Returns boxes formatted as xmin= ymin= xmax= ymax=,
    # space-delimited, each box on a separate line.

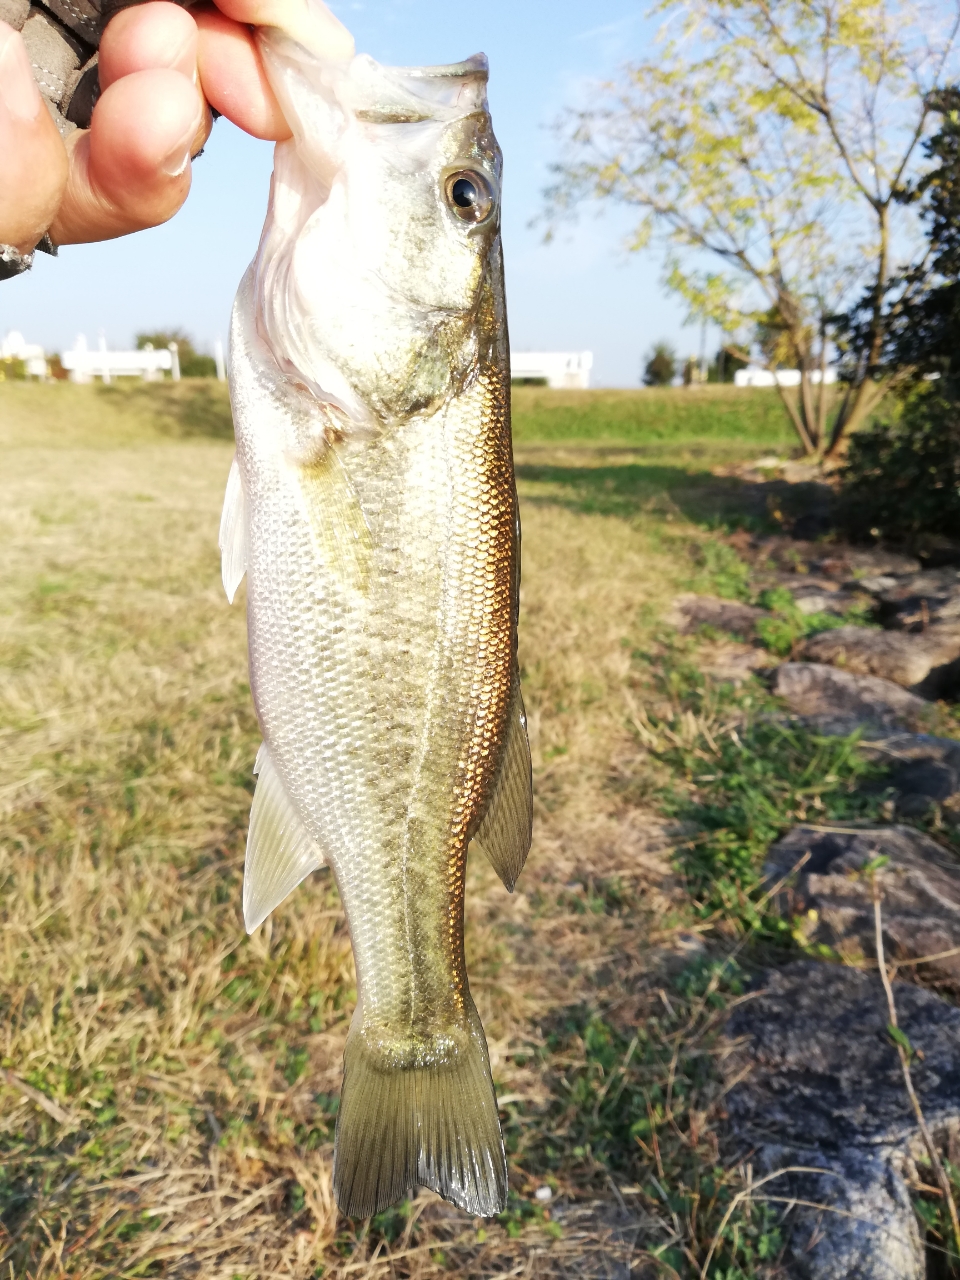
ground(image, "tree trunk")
xmin=773 ymin=377 xmax=816 ymax=455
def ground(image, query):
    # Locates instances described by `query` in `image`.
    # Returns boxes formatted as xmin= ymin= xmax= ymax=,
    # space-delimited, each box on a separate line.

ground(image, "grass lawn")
xmin=0 ymin=381 xmax=920 ymax=1278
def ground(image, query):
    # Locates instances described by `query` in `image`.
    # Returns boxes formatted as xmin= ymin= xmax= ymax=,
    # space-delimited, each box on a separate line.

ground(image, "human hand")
xmin=0 ymin=0 xmax=353 ymax=257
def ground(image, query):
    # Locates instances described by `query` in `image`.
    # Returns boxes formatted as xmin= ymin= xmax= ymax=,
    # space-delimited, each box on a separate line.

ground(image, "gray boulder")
xmin=773 ymin=662 xmax=930 ymax=732
xmin=879 ymin=568 xmax=960 ymax=631
xmin=799 ymin=623 xmax=960 ymax=696
xmin=764 ymin=824 xmax=960 ymax=990
xmin=724 ymin=960 xmax=960 ymax=1279
xmin=817 ymin=549 xmax=921 ymax=579
xmin=664 ymin=593 xmax=768 ymax=638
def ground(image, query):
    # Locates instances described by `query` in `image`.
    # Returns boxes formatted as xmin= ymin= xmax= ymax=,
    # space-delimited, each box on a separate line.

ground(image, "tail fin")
xmin=333 ymin=1006 xmax=507 ymax=1219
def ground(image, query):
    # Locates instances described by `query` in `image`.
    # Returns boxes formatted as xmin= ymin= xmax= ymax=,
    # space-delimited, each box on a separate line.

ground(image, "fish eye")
xmin=444 ymin=170 xmax=495 ymax=225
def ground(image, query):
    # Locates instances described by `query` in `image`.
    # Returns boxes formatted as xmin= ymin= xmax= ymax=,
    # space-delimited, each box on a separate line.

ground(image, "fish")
xmin=219 ymin=1 xmax=533 ymax=1221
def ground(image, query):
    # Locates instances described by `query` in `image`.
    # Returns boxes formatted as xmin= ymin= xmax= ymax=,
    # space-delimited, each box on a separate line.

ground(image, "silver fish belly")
xmin=221 ymin=31 xmax=532 ymax=1220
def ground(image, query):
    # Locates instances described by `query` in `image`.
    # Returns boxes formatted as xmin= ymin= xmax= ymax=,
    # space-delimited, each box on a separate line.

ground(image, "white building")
xmin=2 ymin=329 xmax=47 ymax=378
xmin=734 ymin=366 xmax=837 ymax=388
xmin=62 ymin=334 xmax=176 ymax=383
xmin=511 ymin=351 xmax=593 ymax=389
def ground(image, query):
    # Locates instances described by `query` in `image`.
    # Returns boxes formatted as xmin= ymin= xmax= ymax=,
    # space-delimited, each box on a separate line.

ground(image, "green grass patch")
xmin=631 ymin=644 xmax=887 ymax=941
xmin=501 ymin=968 xmax=786 ymax=1277
xmin=511 ymin=386 xmax=795 ymax=449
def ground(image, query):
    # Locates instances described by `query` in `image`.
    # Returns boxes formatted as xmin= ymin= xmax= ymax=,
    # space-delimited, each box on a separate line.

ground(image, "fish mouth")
xmin=393 ymin=53 xmax=488 ymax=82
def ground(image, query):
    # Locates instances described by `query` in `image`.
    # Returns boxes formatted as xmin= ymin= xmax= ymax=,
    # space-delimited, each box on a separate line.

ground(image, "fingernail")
xmin=160 ymin=98 xmax=203 ymax=177
xmin=0 ymin=29 xmax=43 ymax=122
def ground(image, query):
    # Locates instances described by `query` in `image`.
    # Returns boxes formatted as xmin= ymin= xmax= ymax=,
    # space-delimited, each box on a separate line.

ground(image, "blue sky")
xmin=1 ymin=0 xmax=698 ymax=387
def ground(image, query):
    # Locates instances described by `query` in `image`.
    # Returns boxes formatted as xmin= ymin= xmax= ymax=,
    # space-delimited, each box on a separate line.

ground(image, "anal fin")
xmin=472 ymin=676 xmax=533 ymax=892
xmin=219 ymin=455 xmax=248 ymax=604
xmin=243 ymin=743 xmax=323 ymax=932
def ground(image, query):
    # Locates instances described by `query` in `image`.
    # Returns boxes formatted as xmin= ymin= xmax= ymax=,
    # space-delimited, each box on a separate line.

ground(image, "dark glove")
xmin=0 ymin=0 xmax=192 ymax=134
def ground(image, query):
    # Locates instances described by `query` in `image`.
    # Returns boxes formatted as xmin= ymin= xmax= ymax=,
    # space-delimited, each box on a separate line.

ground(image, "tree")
xmin=840 ymin=88 xmax=960 ymax=392
xmin=837 ymin=95 xmax=960 ymax=543
xmin=643 ymin=340 xmax=677 ymax=385
xmin=547 ymin=0 xmax=960 ymax=457
xmin=136 ymin=329 xmax=217 ymax=378
xmin=709 ymin=345 xmax=748 ymax=383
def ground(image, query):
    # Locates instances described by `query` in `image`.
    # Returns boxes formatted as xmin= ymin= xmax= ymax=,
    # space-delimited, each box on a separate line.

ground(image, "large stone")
xmin=663 ymin=593 xmax=768 ymax=638
xmin=773 ymin=662 xmax=929 ymax=731
xmin=818 ymin=549 xmax=921 ymax=578
xmin=799 ymin=623 xmax=960 ymax=695
xmin=879 ymin=568 xmax=960 ymax=631
xmin=764 ymin=824 xmax=960 ymax=989
xmin=723 ymin=960 xmax=960 ymax=1279
xmin=772 ymin=574 xmax=868 ymax=617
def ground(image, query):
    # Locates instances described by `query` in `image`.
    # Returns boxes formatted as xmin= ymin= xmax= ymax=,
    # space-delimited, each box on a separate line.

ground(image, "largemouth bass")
xmin=220 ymin=4 xmax=532 ymax=1220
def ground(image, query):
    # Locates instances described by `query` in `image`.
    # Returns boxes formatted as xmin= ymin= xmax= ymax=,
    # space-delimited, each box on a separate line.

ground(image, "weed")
xmin=629 ymin=646 xmax=886 ymax=937
xmin=753 ymin=586 xmax=877 ymax=658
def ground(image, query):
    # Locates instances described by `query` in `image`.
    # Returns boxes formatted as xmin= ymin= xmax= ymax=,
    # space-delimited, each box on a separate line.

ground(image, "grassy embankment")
xmin=0 ymin=380 xmax=936 ymax=1279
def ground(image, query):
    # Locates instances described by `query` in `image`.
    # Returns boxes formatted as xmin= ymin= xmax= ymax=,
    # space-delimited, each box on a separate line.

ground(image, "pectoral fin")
xmin=472 ymin=678 xmax=533 ymax=892
xmin=219 ymin=456 xmax=248 ymax=605
xmin=243 ymin=743 xmax=323 ymax=932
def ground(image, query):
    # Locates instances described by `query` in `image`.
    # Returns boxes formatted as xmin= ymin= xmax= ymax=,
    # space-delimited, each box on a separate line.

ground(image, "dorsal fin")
xmin=471 ymin=676 xmax=533 ymax=892
xmin=243 ymin=743 xmax=324 ymax=932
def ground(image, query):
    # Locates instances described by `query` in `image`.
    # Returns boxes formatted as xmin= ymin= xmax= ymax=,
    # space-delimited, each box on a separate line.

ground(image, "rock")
xmin=699 ymin=642 xmax=775 ymax=684
xmin=764 ymin=825 xmax=960 ymax=988
xmin=858 ymin=731 xmax=960 ymax=768
xmin=799 ymin=623 xmax=960 ymax=696
xmin=723 ymin=960 xmax=960 ymax=1279
xmin=747 ymin=1144 xmax=923 ymax=1280
xmin=817 ymin=549 xmax=922 ymax=578
xmin=773 ymin=662 xmax=930 ymax=731
xmin=663 ymin=593 xmax=768 ymax=638
xmin=915 ymin=533 xmax=960 ymax=567
xmin=854 ymin=574 xmax=900 ymax=596
xmin=879 ymin=568 xmax=960 ymax=631
xmin=889 ymin=758 xmax=960 ymax=817
xmin=781 ymin=461 xmax=823 ymax=484
xmin=792 ymin=590 xmax=858 ymax=617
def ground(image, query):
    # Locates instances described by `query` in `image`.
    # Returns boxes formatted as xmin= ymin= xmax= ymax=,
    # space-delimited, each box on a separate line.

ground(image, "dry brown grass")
xmin=0 ymin=385 xmax=782 ymax=1279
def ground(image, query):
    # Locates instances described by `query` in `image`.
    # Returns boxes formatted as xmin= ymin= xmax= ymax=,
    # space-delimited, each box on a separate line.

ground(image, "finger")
xmin=195 ymin=5 xmax=290 ymax=140
xmin=0 ymin=22 xmax=68 ymax=253
xmin=212 ymin=0 xmax=354 ymax=60
xmin=50 ymin=67 xmax=204 ymax=245
xmin=97 ymin=0 xmax=212 ymax=156
xmin=99 ymin=0 xmax=198 ymax=88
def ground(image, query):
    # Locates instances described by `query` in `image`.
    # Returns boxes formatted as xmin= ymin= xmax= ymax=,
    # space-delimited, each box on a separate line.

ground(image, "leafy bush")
xmin=135 ymin=329 xmax=218 ymax=379
xmin=643 ymin=341 xmax=677 ymax=386
xmin=840 ymin=392 xmax=960 ymax=542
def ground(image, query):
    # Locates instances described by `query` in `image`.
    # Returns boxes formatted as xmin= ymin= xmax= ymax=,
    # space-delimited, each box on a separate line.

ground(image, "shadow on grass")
xmin=515 ymin=458 xmax=834 ymax=532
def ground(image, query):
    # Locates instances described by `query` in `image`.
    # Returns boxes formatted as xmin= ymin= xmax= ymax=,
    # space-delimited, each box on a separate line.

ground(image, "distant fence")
xmin=63 ymin=338 xmax=176 ymax=383
xmin=512 ymin=351 xmax=593 ymax=390
xmin=61 ymin=337 xmax=227 ymax=383
xmin=734 ymin=367 xmax=837 ymax=388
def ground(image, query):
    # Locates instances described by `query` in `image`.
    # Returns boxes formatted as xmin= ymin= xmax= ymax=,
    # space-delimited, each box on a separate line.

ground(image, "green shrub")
xmin=840 ymin=391 xmax=960 ymax=542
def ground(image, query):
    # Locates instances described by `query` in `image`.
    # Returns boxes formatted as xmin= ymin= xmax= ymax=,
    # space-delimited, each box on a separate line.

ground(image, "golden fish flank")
xmin=219 ymin=16 xmax=532 ymax=1223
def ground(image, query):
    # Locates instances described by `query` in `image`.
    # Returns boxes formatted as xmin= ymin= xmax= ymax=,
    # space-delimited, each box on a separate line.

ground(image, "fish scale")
xmin=221 ymin=23 xmax=531 ymax=1219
